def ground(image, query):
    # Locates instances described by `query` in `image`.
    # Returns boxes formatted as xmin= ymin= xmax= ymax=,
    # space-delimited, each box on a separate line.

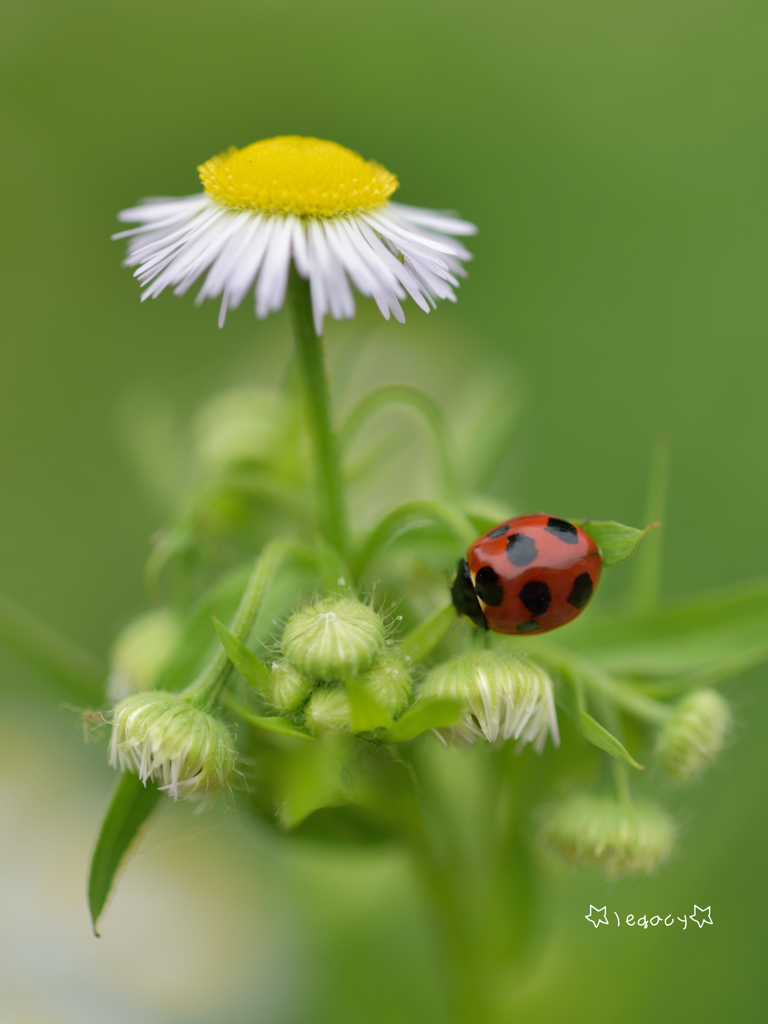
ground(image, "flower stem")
xmin=287 ymin=269 xmax=347 ymax=554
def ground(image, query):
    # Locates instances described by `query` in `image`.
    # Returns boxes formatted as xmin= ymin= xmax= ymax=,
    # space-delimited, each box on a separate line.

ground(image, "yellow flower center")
xmin=198 ymin=136 xmax=398 ymax=217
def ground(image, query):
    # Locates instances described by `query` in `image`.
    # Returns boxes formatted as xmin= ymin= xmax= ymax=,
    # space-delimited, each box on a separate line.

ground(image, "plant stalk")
xmin=287 ymin=269 xmax=347 ymax=554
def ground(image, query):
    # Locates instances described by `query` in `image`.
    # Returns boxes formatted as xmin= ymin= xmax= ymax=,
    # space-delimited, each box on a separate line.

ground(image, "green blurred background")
xmin=1 ymin=0 xmax=767 ymax=1020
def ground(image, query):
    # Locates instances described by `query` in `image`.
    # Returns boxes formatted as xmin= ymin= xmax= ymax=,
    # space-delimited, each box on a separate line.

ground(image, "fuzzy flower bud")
xmin=539 ymin=794 xmax=675 ymax=878
xmin=655 ymin=689 xmax=731 ymax=781
xmin=302 ymin=649 xmax=413 ymax=734
xmin=107 ymin=608 xmax=182 ymax=703
xmin=192 ymin=387 xmax=286 ymax=470
xmin=420 ymin=650 xmax=559 ymax=752
xmin=281 ymin=597 xmax=385 ymax=682
xmin=109 ymin=692 xmax=236 ymax=805
xmin=270 ymin=659 xmax=316 ymax=712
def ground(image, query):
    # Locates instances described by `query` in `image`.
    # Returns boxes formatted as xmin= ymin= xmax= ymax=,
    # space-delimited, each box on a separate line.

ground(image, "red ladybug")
xmin=451 ymin=515 xmax=602 ymax=635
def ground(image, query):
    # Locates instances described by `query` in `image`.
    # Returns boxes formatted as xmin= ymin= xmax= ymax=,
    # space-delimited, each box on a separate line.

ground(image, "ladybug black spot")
xmin=567 ymin=572 xmax=593 ymax=609
xmin=474 ymin=565 xmax=504 ymax=607
xmin=519 ymin=580 xmax=551 ymax=616
xmin=486 ymin=524 xmax=509 ymax=539
xmin=506 ymin=533 xmax=538 ymax=567
xmin=516 ymin=621 xmax=540 ymax=633
xmin=545 ymin=517 xmax=578 ymax=544
xmin=451 ymin=559 xmax=488 ymax=629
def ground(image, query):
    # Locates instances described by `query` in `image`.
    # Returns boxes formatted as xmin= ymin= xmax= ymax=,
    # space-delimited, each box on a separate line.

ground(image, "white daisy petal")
xmin=115 ymin=137 xmax=476 ymax=332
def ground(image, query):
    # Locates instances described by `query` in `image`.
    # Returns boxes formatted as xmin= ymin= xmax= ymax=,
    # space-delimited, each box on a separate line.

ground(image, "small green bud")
xmin=356 ymin=649 xmax=412 ymax=716
xmin=107 ymin=608 xmax=182 ymax=702
xmin=301 ymin=648 xmax=413 ymax=734
xmin=109 ymin=692 xmax=236 ymax=805
xmin=270 ymin=659 xmax=316 ymax=712
xmin=281 ymin=598 xmax=385 ymax=682
xmin=192 ymin=387 xmax=285 ymax=470
xmin=420 ymin=650 xmax=559 ymax=751
xmin=304 ymin=684 xmax=351 ymax=735
xmin=655 ymin=689 xmax=731 ymax=781
xmin=539 ymin=794 xmax=676 ymax=878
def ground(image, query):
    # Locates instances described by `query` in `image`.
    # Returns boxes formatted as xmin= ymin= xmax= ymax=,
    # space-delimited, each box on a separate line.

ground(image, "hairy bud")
xmin=281 ymin=598 xmax=385 ymax=682
xmin=655 ymin=689 xmax=731 ymax=781
xmin=109 ymin=692 xmax=236 ymax=805
xmin=539 ymin=794 xmax=676 ymax=878
xmin=107 ymin=608 xmax=181 ymax=702
xmin=302 ymin=649 xmax=413 ymax=734
xmin=270 ymin=659 xmax=316 ymax=712
xmin=192 ymin=387 xmax=286 ymax=470
xmin=420 ymin=650 xmax=559 ymax=751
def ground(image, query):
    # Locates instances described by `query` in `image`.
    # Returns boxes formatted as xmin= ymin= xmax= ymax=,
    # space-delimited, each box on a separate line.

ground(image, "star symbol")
xmin=689 ymin=905 xmax=713 ymax=927
xmin=585 ymin=905 xmax=609 ymax=928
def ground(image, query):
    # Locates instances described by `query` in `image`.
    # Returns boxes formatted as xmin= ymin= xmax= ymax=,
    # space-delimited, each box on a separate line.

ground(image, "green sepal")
xmin=213 ymin=616 xmax=272 ymax=698
xmin=575 ymin=519 xmax=659 ymax=567
xmin=87 ymin=772 xmax=162 ymax=935
xmin=571 ymin=677 xmax=644 ymax=770
xmin=225 ymin=693 xmax=312 ymax=739
xmin=346 ymin=678 xmax=393 ymax=732
xmin=382 ymin=697 xmax=464 ymax=743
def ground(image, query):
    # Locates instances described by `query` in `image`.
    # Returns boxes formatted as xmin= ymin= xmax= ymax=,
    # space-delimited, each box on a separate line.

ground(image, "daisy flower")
xmin=114 ymin=136 xmax=477 ymax=334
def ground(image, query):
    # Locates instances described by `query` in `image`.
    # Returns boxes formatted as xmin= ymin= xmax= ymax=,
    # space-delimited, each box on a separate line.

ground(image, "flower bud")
xmin=420 ymin=650 xmax=559 ymax=751
xmin=109 ymin=692 xmax=236 ymax=805
xmin=303 ymin=684 xmax=350 ymax=735
xmin=270 ymin=659 xmax=316 ymax=712
xmin=539 ymin=794 xmax=675 ymax=878
xmin=281 ymin=598 xmax=385 ymax=682
xmin=655 ymin=689 xmax=731 ymax=781
xmin=302 ymin=649 xmax=413 ymax=734
xmin=107 ymin=608 xmax=182 ymax=703
xmin=192 ymin=387 xmax=286 ymax=470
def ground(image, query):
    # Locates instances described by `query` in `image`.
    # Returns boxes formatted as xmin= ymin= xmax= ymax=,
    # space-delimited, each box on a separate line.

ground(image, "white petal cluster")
xmin=421 ymin=650 xmax=560 ymax=753
xmin=115 ymin=198 xmax=476 ymax=334
xmin=109 ymin=691 xmax=236 ymax=805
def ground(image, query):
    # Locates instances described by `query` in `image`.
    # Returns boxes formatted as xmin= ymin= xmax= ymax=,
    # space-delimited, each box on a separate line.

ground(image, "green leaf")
xmin=382 ymin=697 xmax=464 ymax=743
xmin=280 ymin=731 xmax=347 ymax=828
xmin=346 ymin=679 xmax=393 ymax=732
xmin=87 ymin=772 xmax=161 ymax=935
xmin=400 ymin=604 xmax=457 ymax=665
xmin=225 ymin=693 xmax=312 ymax=739
xmin=355 ymin=500 xmax=476 ymax=574
xmin=213 ymin=616 xmax=272 ymax=697
xmin=578 ymin=710 xmax=644 ymax=770
xmin=566 ymin=576 xmax=768 ymax=686
xmin=575 ymin=519 xmax=659 ymax=567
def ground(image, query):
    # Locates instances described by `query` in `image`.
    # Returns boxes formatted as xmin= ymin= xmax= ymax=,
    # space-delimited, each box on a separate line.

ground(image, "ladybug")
xmin=451 ymin=515 xmax=602 ymax=635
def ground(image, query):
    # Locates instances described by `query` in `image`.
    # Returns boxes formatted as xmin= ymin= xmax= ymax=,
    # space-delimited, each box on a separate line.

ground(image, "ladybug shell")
xmin=466 ymin=515 xmax=601 ymax=635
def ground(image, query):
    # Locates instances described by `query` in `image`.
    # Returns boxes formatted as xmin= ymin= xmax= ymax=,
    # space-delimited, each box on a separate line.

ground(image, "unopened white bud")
xmin=281 ymin=598 xmax=385 ymax=682
xmin=304 ymin=684 xmax=350 ymax=735
xmin=420 ymin=650 xmax=559 ymax=752
xmin=107 ymin=608 xmax=181 ymax=702
xmin=302 ymin=648 xmax=413 ymax=734
xmin=109 ymin=692 xmax=236 ymax=805
xmin=539 ymin=794 xmax=675 ymax=878
xmin=655 ymin=689 xmax=731 ymax=781
xmin=270 ymin=659 xmax=316 ymax=712
xmin=192 ymin=387 xmax=286 ymax=470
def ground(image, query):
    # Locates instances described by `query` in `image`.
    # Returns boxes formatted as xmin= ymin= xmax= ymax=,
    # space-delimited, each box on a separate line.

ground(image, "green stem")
xmin=287 ymin=269 xmax=347 ymax=554
xmin=400 ymin=604 xmax=456 ymax=664
xmin=184 ymin=537 xmax=301 ymax=710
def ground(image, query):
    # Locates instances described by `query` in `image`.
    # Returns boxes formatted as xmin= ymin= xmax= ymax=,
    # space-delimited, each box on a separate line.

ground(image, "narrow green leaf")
xmin=575 ymin=519 xmax=659 ymax=568
xmin=632 ymin=435 xmax=671 ymax=610
xmin=87 ymin=772 xmax=161 ymax=935
xmin=400 ymin=604 xmax=456 ymax=665
xmin=213 ymin=616 xmax=272 ymax=696
xmin=356 ymin=500 xmax=476 ymax=574
xmin=346 ymin=678 xmax=393 ymax=732
xmin=382 ymin=697 xmax=464 ymax=743
xmin=579 ymin=710 xmax=644 ymax=770
xmin=225 ymin=694 xmax=312 ymax=739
